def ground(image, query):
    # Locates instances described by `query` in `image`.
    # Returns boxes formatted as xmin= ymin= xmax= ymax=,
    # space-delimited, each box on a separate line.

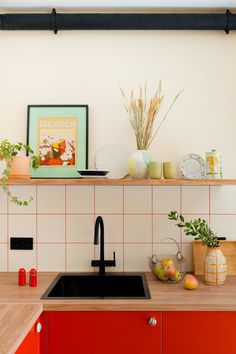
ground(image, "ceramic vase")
xmin=8 ymin=156 xmax=31 ymax=179
xmin=128 ymin=150 xmax=154 ymax=179
xmin=204 ymin=246 xmax=227 ymax=285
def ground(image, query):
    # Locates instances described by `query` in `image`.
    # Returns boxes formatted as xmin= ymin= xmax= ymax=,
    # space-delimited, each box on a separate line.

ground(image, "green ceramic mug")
xmin=149 ymin=162 xmax=162 ymax=179
xmin=163 ymin=162 xmax=177 ymax=179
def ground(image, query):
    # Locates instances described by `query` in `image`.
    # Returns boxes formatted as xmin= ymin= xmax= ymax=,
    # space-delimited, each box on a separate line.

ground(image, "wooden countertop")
xmin=0 ymin=272 xmax=236 ymax=311
xmin=0 ymin=304 xmax=42 ymax=354
xmin=1 ymin=271 xmax=236 ymax=353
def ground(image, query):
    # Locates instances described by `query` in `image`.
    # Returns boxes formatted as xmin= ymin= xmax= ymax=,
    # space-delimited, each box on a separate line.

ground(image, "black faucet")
xmin=91 ymin=216 xmax=116 ymax=275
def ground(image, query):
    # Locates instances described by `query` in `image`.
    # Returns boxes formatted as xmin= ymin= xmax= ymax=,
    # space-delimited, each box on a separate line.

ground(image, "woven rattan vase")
xmin=204 ymin=246 xmax=227 ymax=285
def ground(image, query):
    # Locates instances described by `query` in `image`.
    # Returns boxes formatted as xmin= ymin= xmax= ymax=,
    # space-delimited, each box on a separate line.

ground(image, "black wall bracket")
xmin=0 ymin=9 xmax=235 ymax=34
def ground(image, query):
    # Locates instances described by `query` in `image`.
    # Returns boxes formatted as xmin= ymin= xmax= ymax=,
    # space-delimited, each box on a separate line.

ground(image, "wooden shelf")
xmin=2 ymin=178 xmax=236 ymax=186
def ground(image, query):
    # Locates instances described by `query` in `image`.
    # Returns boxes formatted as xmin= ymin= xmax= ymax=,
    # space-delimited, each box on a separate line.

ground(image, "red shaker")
xmin=29 ymin=268 xmax=37 ymax=287
xmin=18 ymin=268 xmax=26 ymax=286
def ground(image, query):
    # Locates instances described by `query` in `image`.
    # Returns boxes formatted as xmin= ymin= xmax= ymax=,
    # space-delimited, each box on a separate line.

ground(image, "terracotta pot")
xmin=8 ymin=156 xmax=31 ymax=179
xmin=204 ymin=246 xmax=227 ymax=285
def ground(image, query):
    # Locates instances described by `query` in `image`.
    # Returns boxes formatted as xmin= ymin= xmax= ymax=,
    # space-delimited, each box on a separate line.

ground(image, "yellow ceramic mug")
xmin=149 ymin=162 xmax=162 ymax=179
xmin=163 ymin=162 xmax=177 ymax=179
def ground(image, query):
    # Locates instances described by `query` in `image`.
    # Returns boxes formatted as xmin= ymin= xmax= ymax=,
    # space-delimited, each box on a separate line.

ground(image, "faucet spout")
xmin=94 ymin=216 xmax=105 ymax=271
xmin=91 ymin=216 xmax=116 ymax=275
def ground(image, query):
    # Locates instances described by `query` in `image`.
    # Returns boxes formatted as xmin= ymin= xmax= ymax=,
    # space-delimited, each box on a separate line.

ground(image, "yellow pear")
xmin=154 ymin=264 xmax=169 ymax=281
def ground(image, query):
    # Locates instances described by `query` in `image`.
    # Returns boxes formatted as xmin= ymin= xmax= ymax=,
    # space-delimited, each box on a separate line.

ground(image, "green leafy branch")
xmin=168 ymin=210 xmax=219 ymax=247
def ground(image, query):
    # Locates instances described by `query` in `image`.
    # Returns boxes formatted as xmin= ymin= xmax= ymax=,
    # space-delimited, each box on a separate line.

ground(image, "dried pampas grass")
xmin=120 ymin=82 xmax=183 ymax=150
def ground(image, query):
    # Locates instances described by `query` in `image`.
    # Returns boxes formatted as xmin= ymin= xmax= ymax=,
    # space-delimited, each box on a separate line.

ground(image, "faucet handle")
xmin=113 ymin=252 xmax=116 ymax=267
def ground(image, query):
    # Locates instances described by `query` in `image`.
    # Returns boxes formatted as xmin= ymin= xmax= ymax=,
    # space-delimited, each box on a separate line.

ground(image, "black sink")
xmin=41 ymin=273 xmax=151 ymax=299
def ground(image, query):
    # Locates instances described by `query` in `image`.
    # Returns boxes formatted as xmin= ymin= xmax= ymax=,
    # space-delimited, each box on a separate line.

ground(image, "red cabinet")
xmin=163 ymin=311 xmax=236 ymax=354
xmin=46 ymin=311 xmax=162 ymax=354
xmin=16 ymin=315 xmax=43 ymax=354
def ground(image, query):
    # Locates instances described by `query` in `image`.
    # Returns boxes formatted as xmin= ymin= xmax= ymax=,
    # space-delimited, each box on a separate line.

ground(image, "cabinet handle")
xmin=35 ymin=322 xmax=42 ymax=333
xmin=148 ymin=317 xmax=157 ymax=326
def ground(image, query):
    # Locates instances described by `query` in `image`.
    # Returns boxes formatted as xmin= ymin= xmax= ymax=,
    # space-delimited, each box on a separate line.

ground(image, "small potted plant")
xmin=0 ymin=139 xmax=39 ymax=206
xmin=168 ymin=210 xmax=227 ymax=285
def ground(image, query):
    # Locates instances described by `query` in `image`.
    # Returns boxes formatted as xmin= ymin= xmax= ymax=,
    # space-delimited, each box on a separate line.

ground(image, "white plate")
xmin=95 ymin=144 xmax=131 ymax=179
xmin=180 ymin=154 xmax=206 ymax=179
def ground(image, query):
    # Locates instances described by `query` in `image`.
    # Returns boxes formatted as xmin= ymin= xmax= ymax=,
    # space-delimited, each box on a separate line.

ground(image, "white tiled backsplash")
xmin=1 ymin=184 xmax=236 ymax=272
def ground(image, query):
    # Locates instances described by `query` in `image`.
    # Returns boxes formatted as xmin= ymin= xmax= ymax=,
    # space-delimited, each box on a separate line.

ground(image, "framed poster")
xmin=27 ymin=105 xmax=88 ymax=178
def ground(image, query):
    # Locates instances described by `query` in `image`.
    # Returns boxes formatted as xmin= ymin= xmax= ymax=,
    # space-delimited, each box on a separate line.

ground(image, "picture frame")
xmin=27 ymin=105 xmax=88 ymax=178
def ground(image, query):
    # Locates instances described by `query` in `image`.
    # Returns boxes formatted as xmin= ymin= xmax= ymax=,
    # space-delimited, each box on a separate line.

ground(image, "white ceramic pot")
xmin=204 ymin=246 xmax=227 ymax=285
xmin=128 ymin=150 xmax=154 ymax=179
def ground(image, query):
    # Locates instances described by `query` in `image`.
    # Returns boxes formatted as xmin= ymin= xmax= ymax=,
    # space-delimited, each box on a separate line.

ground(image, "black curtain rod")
xmin=0 ymin=10 xmax=235 ymax=33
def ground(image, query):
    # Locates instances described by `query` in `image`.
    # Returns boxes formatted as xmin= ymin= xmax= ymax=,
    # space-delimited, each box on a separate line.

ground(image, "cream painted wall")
xmin=0 ymin=30 xmax=236 ymax=176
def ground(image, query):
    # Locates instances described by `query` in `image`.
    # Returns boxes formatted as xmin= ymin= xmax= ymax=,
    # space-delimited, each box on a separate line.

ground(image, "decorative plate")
xmin=95 ymin=144 xmax=131 ymax=179
xmin=180 ymin=154 xmax=206 ymax=179
xmin=77 ymin=170 xmax=109 ymax=178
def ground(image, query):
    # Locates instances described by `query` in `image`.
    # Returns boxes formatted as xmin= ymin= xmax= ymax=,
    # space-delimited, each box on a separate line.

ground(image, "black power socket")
xmin=10 ymin=237 xmax=33 ymax=250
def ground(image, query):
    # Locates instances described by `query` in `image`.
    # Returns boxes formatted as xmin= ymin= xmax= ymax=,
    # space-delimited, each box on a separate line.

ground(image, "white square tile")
xmin=153 ymin=186 xmax=180 ymax=214
xmin=95 ymin=244 xmax=123 ymax=272
xmin=0 ymin=244 xmax=7 ymax=271
xmin=153 ymin=215 xmax=180 ymax=243
xmin=124 ymin=244 xmax=151 ymax=271
xmin=210 ymin=215 xmax=236 ymax=240
xmin=210 ymin=186 xmax=236 ymax=214
xmin=38 ymin=215 xmax=65 ymax=242
xmin=124 ymin=215 xmax=152 ymax=242
xmin=66 ymin=215 xmax=94 ymax=242
xmin=66 ymin=186 xmax=94 ymax=213
xmin=124 ymin=186 xmax=152 ymax=214
xmin=8 ymin=249 xmax=36 ymax=271
xmin=181 ymin=214 xmax=209 ymax=243
xmin=182 ymin=186 xmax=209 ymax=214
xmin=9 ymin=215 xmax=36 ymax=238
xmin=38 ymin=244 xmax=65 ymax=271
xmin=8 ymin=186 xmax=36 ymax=213
xmin=96 ymin=215 xmax=123 ymax=243
xmin=66 ymin=243 xmax=94 ymax=272
xmin=0 ymin=188 xmax=8 ymax=213
xmin=38 ymin=186 xmax=65 ymax=213
xmin=95 ymin=186 xmax=123 ymax=214
xmin=0 ymin=216 xmax=7 ymax=243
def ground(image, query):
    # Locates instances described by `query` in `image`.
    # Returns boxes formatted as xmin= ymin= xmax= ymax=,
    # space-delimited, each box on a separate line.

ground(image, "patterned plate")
xmin=180 ymin=154 xmax=206 ymax=179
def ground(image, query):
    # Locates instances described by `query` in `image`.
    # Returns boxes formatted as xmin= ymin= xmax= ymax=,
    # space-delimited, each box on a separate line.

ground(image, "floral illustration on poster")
xmin=38 ymin=117 xmax=77 ymax=167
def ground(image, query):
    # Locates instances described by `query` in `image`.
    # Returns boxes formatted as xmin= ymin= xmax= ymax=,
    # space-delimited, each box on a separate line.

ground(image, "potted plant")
xmin=168 ymin=210 xmax=227 ymax=285
xmin=0 ymin=139 xmax=39 ymax=206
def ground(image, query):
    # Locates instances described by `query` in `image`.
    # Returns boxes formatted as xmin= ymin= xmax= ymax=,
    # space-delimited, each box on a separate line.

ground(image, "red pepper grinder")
xmin=18 ymin=268 xmax=26 ymax=286
xmin=29 ymin=268 xmax=37 ymax=287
